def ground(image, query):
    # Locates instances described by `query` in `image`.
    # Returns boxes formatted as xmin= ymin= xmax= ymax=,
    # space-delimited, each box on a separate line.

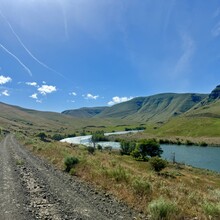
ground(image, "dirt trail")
xmin=0 ymin=134 xmax=143 ymax=220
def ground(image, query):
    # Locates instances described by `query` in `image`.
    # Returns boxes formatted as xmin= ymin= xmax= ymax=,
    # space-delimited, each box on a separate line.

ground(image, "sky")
xmin=0 ymin=0 xmax=220 ymax=112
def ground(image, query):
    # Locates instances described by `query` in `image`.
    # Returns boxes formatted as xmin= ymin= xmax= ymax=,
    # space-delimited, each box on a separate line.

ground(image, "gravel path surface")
xmin=0 ymin=134 xmax=144 ymax=220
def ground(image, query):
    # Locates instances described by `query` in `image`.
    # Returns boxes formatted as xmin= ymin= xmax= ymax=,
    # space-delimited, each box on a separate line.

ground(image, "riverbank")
xmin=19 ymin=133 xmax=220 ymax=219
xmin=107 ymin=132 xmax=220 ymax=147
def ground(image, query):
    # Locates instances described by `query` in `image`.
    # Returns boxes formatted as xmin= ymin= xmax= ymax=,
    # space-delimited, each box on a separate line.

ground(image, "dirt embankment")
xmin=0 ymin=134 xmax=143 ymax=220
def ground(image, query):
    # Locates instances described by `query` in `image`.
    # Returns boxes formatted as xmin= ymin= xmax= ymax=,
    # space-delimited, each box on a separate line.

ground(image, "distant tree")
xmin=52 ymin=134 xmax=65 ymax=141
xmin=37 ymin=132 xmax=47 ymax=141
xmin=91 ymin=131 xmax=108 ymax=148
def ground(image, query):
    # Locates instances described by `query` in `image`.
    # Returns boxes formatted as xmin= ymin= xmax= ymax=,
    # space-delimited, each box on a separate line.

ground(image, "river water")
xmin=61 ymin=132 xmax=220 ymax=173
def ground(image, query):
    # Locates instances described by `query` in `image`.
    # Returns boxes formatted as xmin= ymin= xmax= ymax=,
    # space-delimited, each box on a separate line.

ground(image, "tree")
xmin=91 ymin=130 xmax=108 ymax=148
xmin=37 ymin=132 xmax=47 ymax=141
xmin=131 ymin=139 xmax=163 ymax=160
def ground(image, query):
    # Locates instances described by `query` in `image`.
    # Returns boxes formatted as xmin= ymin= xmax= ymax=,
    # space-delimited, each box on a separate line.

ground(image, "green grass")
xmin=147 ymin=197 xmax=178 ymax=220
xmin=19 ymin=134 xmax=220 ymax=219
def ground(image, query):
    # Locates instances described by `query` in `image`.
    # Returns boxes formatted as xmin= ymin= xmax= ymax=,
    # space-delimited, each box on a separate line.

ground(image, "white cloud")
xmin=0 ymin=75 xmax=12 ymax=84
xmin=84 ymin=93 xmax=99 ymax=100
xmin=69 ymin=92 xmax=77 ymax=96
xmin=26 ymin=82 xmax=38 ymax=87
xmin=30 ymin=93 xmax=38 ymax=99
xmin=38 ymin=85 xmax=57 ymax=95
xmin=108 ymin=96 xmax=133 ymax=105
xmin=1 ymin=90 xmax=10 ymax=96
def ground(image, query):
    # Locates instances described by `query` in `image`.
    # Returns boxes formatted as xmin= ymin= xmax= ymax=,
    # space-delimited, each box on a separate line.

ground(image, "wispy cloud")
xmin=38 ymin=85 xmax=57 ymax=95
xmin=0 ymin=10 xmax=65 ymax=78
xmin=30 ymin=93 xmax=38 ymax=99
xmin=0 ymin=75 xmax=12 ymax=84
xmin=173 ymin=33 xmax=195 ymax=77
xmin=108 ymin=96 xmax=133 ymax=106
xmin=26 ymin=82 xmax=38 ymax=87
xmin=1 ymin=90 xmax=10 ymax=96
xmin=69 ymin=92 xmax=77 ymax=96
xmin=84 ymin=93 xmax=99 ymax=100
xmin=213 ymin=8 xmax=220 ymax=18
xmin=212 ymin=22 xmax=220 ymax=37
xmin=0 ymin=43 xmax=32 ymax=76
xmin=29 ymin=93 xmax=42 ymax=103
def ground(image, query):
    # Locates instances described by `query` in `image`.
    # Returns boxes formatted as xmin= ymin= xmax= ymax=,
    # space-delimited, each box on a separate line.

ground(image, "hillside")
xmin=63 ymin=93 xmax=208 ymax=123
xmin=62 ymin=107 xmax=108 ymax=118
xmin=151 ymin=86 xmax=220 ymax=137
xmin=0 ymin=102 xmax=127 ymax=136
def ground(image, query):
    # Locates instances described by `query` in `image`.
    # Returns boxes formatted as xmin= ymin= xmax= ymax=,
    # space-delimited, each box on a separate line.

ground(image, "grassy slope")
xmin=153 ymin=99 xmax=220 ymax=138
xmin=62 ymin=107 xmax=108 ymax=118
xmin=98 ymin=93 xmax=207 ymax=123
xmin=20 ymin=135 xmax=220 ymax=219
xmin=0 ymin=102 xmax=137 ymax=136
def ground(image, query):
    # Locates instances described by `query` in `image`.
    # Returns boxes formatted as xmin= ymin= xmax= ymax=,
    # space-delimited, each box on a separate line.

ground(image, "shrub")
xmin=199 ymin=141 xmax=208 ymax=147
xmin=149 ymin=157 xmax=167 ymax=172
xmin=69 ymin=168 xmax=76 ymax=176
xmin=185 ymin=140 xmax=194 ymax=145
xmin=110 ymin=166 xmax=129 ymax=183
xmin=132 ymin=178 xmax=152 ymax=195
xmin=148 ymin=198 xmax=178 ymax=220
xmin=52 ymin=133 xmax=65 ymax=141
xmin=87 ymin=146 xmax=95 ymax=154
xmin=97 ymin=144 xmax=103 ymax=151
xmin=36 ymin=132 xmax=47 ymax=141
xmin=202 ymin=202 xmax=220 ymax=217
xmin=64 ymin=156 xmax=79 ymax=172
xmin=131 ymin=139 xmax=163 ymax=161
xmin=120 ymin=140 xmax=136 ymax=155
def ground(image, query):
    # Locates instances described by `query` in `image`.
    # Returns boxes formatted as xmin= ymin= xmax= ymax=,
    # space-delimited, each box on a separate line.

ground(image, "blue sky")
xmin=0 ymin=0 xmax=220 ymax=112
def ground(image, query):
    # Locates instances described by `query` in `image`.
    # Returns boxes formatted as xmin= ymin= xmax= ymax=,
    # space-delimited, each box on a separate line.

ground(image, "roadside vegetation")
xmin=17 ymin=133 xmax=220 ymax=219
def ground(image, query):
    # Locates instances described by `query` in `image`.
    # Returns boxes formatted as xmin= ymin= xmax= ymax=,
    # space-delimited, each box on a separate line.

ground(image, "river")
xmin=61 ymin=132 xmax=220 ymax=173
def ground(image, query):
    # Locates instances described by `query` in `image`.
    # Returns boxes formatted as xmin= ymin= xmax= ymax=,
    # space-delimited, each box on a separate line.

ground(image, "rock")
xmin=209 ymin=85 xmax=220 ymax=100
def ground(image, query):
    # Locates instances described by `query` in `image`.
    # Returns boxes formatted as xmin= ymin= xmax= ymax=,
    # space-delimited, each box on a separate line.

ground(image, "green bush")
xmin=110 ymin=166 xmax=129 ymax=183
xmin=202 ymin=202 xmax=220 ymax=217
xmin=149 ymin=157 xmax=167 ymax=172
xmin=69 ymin=168 xmax=76 ymax=176
xmin=120 ymin=140 xmax=136 ymax=155
xmin=131 ymin=139 xmax=163 ymax=161
xmin=52 ymin=133 xmax=65 ymax=141
xmin=64 ymin=156 xmax=79 ymax=172
xmin=132 ymin=178 xmax=152 ymax=195
xmin=87 ymin=146 xmax=95 ymax=154
xmin=199 ymin=141 xmax=208 ymax=147
xmin=97 ymin=144 xmax=103 ymax=151
xmin=148 ymin=198 xmax=178 ymax=220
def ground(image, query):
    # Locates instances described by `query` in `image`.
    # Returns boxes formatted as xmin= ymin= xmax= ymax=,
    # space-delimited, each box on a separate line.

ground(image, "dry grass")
xmin=19 ymin=134 xmax=220 ymax=219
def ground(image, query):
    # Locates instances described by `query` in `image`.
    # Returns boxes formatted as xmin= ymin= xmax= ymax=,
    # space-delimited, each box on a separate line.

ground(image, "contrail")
xmin=0 ymin=10 xmax=65 ymax=78
xmin=0 ymin=43 xmax=32 ymax=76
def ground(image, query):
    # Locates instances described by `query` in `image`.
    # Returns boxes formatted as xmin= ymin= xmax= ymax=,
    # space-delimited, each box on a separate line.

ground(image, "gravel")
xmin=0 ymin=135 xmax=146 ymax=220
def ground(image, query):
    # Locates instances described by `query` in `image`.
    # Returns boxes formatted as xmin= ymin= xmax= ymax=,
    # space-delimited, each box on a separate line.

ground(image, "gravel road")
xmin=0 ymin=134 xmax=144 ymax=220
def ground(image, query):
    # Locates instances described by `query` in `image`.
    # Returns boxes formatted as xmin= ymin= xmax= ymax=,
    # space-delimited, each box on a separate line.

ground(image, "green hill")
xmin=2 ymin=85 xmax=220 ymax=139
xmin=99 ymin=93 xmax=207 ymax=123
xmin=63 ymin=93 xmax=208 ymax=123
xmin=62 ymin=107 xmax=108 ymax=118
xmin=0 ymin=102 xmax=127 ymax=136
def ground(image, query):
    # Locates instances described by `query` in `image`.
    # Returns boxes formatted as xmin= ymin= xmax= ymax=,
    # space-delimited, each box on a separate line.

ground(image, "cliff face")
xmin=209 ymin=85 xmax=220 ymax=100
